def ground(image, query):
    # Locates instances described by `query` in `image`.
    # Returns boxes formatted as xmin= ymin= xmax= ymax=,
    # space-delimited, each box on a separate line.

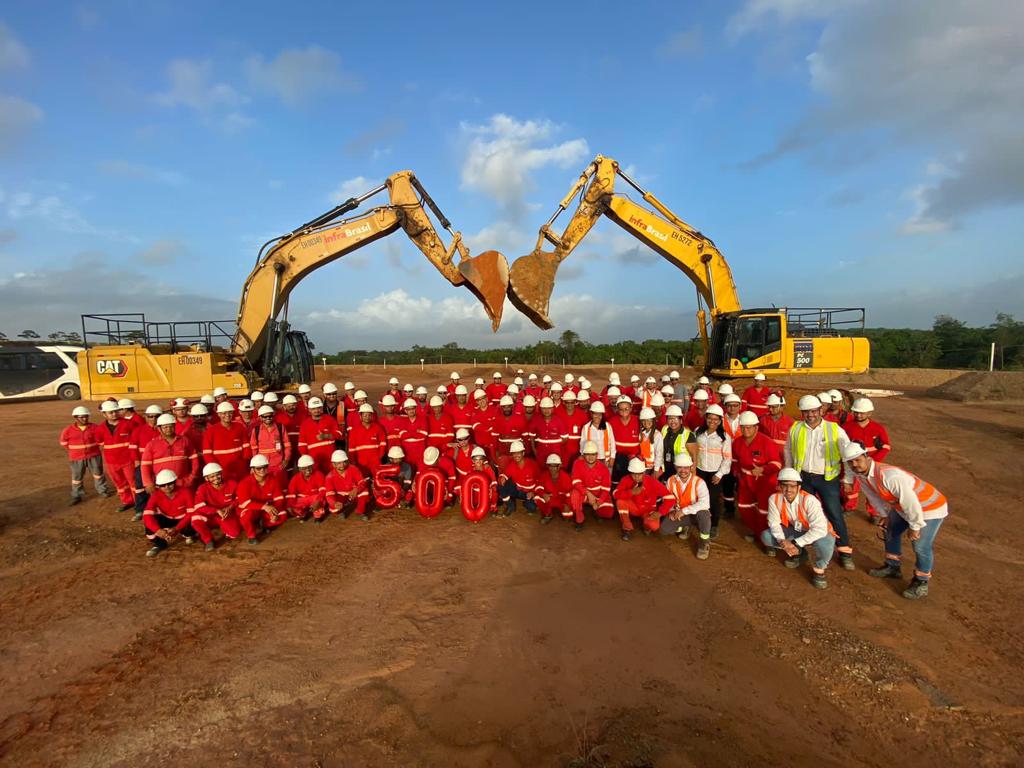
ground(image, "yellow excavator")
xmin=78 ymin=172 xmax=509 ymax=399
xmin=507 ymin=154 xmax=870 ymax=377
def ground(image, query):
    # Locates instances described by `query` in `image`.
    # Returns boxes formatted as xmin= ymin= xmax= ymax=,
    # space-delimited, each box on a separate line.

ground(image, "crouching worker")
xmin=614 ymin=457 xmax=674 ymax=542
xmin=762 ymin=468 xmax=836 ymax=589
xmin=468 ymin=446 xmax=499 ymax=515
xmin=844 ymin=444 xmax=947 ymax=600
xmin=660 ymin=453 xmax=712 ymax=559
xmin=498 ymin=440 xmax=540 ymax=516
xmin=325 ymin=449 xmax=369 ymax=521
xmin=536 ymin=453 xmax=573 ymax=525
xmin=237 ymin=454 xmax=286 ymax=544
xmin=569 ymin=440 xmax=614 ymax=530
xmin=288 ymin=454 xmax=326 ymax=522
xmin=419 ymin=446 xmax=457 ymax=503
xmin=143 ymin=469 xmax=196 ymax=558
xmin=384 ymin=446 xmax=415 ymax=507
xmin=190 ymin=463 xmax=242 ymax=551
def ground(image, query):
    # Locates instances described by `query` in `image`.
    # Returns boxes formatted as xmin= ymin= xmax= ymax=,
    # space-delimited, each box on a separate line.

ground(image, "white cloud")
xmin=0 ymin=22 xmax=29 ymax=71
xmin=728 ymin=0 xmax=859 ymax=38
xmin=154 ymin=58 xmax=251 ymax=131
xmin=463 ymin=220 xmax=530 ymax=257
xmin=137 ymin=238 xmax=186 ymax=265
xmin=2 ymin=186 xmax=139 ymax=243
xmin=459 ymin=114 xmax=589 ymax=218
xmin=246 ymin=45 xmax=359 ymax=106
xmin=97 ymin=160 xmax=186 ymax=186
xmin=0 ymin=95 xmax=42 ymax=151
xmin=329 ymin=176 xmax=375 ymax=203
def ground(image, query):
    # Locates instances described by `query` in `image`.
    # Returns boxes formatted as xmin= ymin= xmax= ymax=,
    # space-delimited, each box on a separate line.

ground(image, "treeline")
xmin=325 ymin=314 xmax=1024 ymax=370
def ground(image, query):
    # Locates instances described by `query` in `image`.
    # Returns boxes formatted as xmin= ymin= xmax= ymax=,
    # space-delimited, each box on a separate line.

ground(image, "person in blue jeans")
xmin=843 ymin=444 xmax=948 ymax=600
xmin=762 ymin=468 xmax=836 ymax=589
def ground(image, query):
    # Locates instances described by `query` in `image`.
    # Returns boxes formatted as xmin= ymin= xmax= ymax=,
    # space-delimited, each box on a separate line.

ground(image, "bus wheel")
xmin=58 ymin=383 xmax=81 ymax=401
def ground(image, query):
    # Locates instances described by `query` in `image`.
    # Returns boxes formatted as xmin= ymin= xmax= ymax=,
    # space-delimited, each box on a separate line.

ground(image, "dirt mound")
xmin=927 ymin=370 xmax=1024 ymax=402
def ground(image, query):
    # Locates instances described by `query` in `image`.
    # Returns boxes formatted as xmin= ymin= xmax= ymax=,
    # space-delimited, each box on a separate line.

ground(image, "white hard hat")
xmin=517 ymin=368 xmax=524 ymax=374
xmin=528 ymin=373 xmax=538 ymax=380
xmin=281 ymin=394 xmax=297 ymax=405
xmin=717 ymin=383 xmax=734 ymax=395
xmin=358 ymin=403 xmax=374 ymax=414
xmin=423 ymin=446 xmax=440 ymax=465
xmin=100 ymin=400 xmax=118 ymax=413
xmin=474 ymin=377 xmax=485 ymax=386
xmin=661 ymin=375 xmax=671 ymax=383
xmin=514 ymin=377 xmax=524 ymax=386
xmin=354 ymin=390 xmax=367 ymax=400
xmin=322 ymin=382 xmax=338 ymax=394
xmin=522 ymin=395 xmax=537 ymax=407
xmin=297 ymin=384 xmax=311 ymax=394
xmin=697 ymin=376 xmax=710 ymax=385
xmin=670 ymin=370 xmax=680 ymax=379
xmin=562 ymin=391 xmax=577 ymax=402
xmin=416 ymin=386 xmax=428 ymax=395
xmin=249 ymin=454 xmax=269 ymax=468
xmin=639 ymin=407 xmax=656 ymax=421
xmin=200 ymin=394 xmax=215 ymax=405
xmin=155 ymin=469 xmax=178 ymax=485
xmin=172 ymin=397 xmax=189 ymax=409
xmin=157 ymin=413 xmax=176 ymax=426
xmin=473 ymin=389 xmax=487 ymax=400
xmin=250 ymin=391 xmax=264 ymax=401
xmin=645 ymin=376 xmax=656 ymax=384
xmin=723 ymin=394 xmax=741 ymax=405
xmin=493 ymin=371 xmax=502 ymax=378
xmin=582 ymin=440 xmax=599 ymax=455
xmin=550 ymin=382 xmax=563 ymax=392
xmin=738 ymin=411 xmax=760 ymax=427
xmin=630 ymin=375 xmax=641 ymax=384
xmin=117 ymin=398 xmax=135 ymax=409
xmin=343 ymin=382 xmax=355 ymax=391
xmin=471 ymin=446 xmax=487 ymax=458
xmin=542 ymin=375 xmax=552 ymax=384
xmin=381 ymin=394 xmax=397 ymax=407
xmin=263 ymin=392 xmax=279 ymax=404
xmin=798 ymin=395 xmax=823 ymax=411
xmin=816 ymin=391 xmax=832 ymax=404
xmin=456 ymin=428 xmax=471 ymax=440
xmin=616 ymin=396 xmax=633 ymax=406
xmin=331 ymin=449 xmax=349 ymax=463
xmin=189 ymin=404 xmax=208 ymax=416
xmin=403 ymin=398 xmax=418 ymax=409
xmin=450 ymin=371 xmax=461 ymax=380
xmin=546 ymin=453 xmax=562 ymax=465
xmin=539 ymin=397 xmax=554 ymax=409
xmin=436 ymin=385 xmax=447 ymax=393
xmin=607 ymin=386 xmax=621 ymax=398
xmin=828 ymin=389 xmax=843 ymax=402
xmin=609 ymin=372 xmax=621 ymax=384
xmin=842 ymin=443 xmax=867 ymax=461
xmin=581 ymin=379 xmax=592 ymax=390
xmin=388 ymin=376 xmax=399 ymax=385
xmin=650 ymin=393 xmax=665 ymax=407
xmin=766 ymin=394 xmax=783 ymax=407
xmin=589 ymin=401 xmax=605 ymax=414
xmin=499 ymin=395 xmax=514 ymax=406
xmin=308 ymin=397 xmax=323 ymax=409
xmin=429 ymin=395 xmax=444 ymax=407
xmin=706 ymin=404 xmax=724 ymax=417
xmin=692 ymin=389 xmax=709 ymax=402
xmin=72 ymin=405 xmax=90 ymax=417
xmin=674 ymin=453 xmax=694 ymax=467
xmin=387 ymin=446 xmax=404 ymax=461
xmin=145 ymin=404 xmax=163 ymax=416
xmin=454 ymin=385 xmax=468 ymax=396
xmin=258 ymin=405 xmax=275 ymax=417
xmin=509 ymin=440 xmax=525 ymax=453
xmin=627 ymin=457 xmax=646 ymax=474
xmin=239 ymin=399 xmax=254 ymax=412
xmin=660 ymin=385 xmax=674 ymax=395
xmin=216 ymin=401 xmax=234 ymax=414
xmin=577 ymin=390 xmax=590 ymax=401
xmin=202 ymin=463 xmax=223 ymax=478
xmin=297 ymin=454 xmax=315 ymax=469
xmin=564 ymin=373 xmax=574 ymax=383
xmin=754 ymin=373 xmax=766 ymax=382
xmin=851 ymin=397 xmax=874 ymax=413
xmin=778 ymin=468 xmax=802 ymax=483
xmin=665 ymin=405 xmax=683 ymax=418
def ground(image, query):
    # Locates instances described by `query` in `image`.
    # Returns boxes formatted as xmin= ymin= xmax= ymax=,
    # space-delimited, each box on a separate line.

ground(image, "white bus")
xmin=0 ymin=345 xmax=84 ymax=401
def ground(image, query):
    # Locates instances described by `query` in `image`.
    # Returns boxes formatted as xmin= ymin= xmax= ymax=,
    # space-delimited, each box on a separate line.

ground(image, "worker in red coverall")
xmin=348 ymin=403 xmax=386 ymax=476
xmin=129 ymin=405 xmax=163 ymax=519
xmin=237 ymin=400 xmax=256 ymax=436
xmin=236 ymin=454 xmax=287 ymax=544
xmin=451 ymin=428 xmax=477 ymax=483
xmin=536 ymin=453 xmax=573 ymax=524
xmin=420 ymin=446 xmax=457 ymax=501
xmin=569 ymin=440 xmax=614 ymax=529
xmin=97 ymin=400 xmax=136 ymax=510
xmin=345 ymin=390 xmax=370 ymax=431
xmin=325 ymin=449 xmax=370 ymax=520
xmin=614 ymin=457 xmax=675 ymax=541
xmin=445 ymin=385 xmax=475 ymax=438
xmin=486 ymin=371 xmax=507 ymax=406
xmin=498 ymin=440 xmax=540 ymax=516
xmin=287 ymin=454 xmax=327 ymax=521
xmin=203 ymin=401 xmax=251 ymax=482
xmin=190 ymin=462 xmax=243 ymax=551
xmin=376 ymin=394 xmax=403 ymax=451
xmin=141 ymin=414 xmax=199 ymax=492
xmin=298 ymin=397 xmax=342 ymax=474
xmin=758 ymin=394 xmax=793 ymax=451
xmin=465 ymin=446 xmax=499 ymax=514
xmin=249 ymin=405 xmax=291 ymax=486
xmin=531 ymin=396 xmax=567 ymax=468
xmin=143 ymin=468 xmax=196 ymax=557
xmin=427 ymin=395 xmax=455 ymax=451
xmin=276 ymin=395 xmax=305 ymax=466
xmin=684 ymin=389 xmax=710 ymax=431
xmin=732 ymin=411 xmax=782 ymax=541
xmin=182 ymin=403 xmax=210 ymax=460
xmin=741 ymin=373 xmax=771 ymax=417
xmin=61 ymin=405 xmax=113 ymax=505
xmin=842 ymin=397 xmax=892 ymax=519
xmin=609 ymin=396 xmax=641 ymax=483
xmin=492 ymin=395 xmax=527 ymax=471
xmin=469 ymin=389 xmax=496 ymax=458
xmin=170 ymin=397 xmax=190 ymax=434
xmin=557 ymin=391 xmax=588 ymax=466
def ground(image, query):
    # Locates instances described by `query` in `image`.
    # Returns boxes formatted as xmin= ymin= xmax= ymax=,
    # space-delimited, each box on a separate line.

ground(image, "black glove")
xmin=873 ymin=435 xmax=884 ymax=451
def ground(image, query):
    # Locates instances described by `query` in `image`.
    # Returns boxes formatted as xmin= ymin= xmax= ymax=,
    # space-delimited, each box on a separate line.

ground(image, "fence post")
xmin=990 ymin=342 xmax=996 ymax=372
xmin=383 ymin=357 xmax=386 ymax=371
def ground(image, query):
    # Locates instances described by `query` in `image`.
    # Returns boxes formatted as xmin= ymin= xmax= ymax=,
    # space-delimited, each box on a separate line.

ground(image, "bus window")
xmin=27 ymin=351 xmax=66 ymax=370
xmin=0 ymin=353 xmax=27 ymax=371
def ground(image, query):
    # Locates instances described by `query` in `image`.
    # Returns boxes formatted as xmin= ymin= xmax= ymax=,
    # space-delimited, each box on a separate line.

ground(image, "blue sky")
xmin=1 ymin=0 xmax=1021 ymax=351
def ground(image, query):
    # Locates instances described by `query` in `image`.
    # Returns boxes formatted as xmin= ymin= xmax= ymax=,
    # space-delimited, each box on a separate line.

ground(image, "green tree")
xmin=559 ymin=329 xmax=580 ymax=362
xmin=17 ymin=329 xmax=39 ymax=340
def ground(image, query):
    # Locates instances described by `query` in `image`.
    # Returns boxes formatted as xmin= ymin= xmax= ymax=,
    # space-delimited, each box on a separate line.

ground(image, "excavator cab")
xmin=260 ymin=320 xmax=314 ymax=388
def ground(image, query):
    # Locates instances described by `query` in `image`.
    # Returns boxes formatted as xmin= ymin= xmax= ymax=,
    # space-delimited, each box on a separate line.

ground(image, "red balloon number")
xmin=415 ymin=468 xmax=445 ymax=518
xmin=373 ymin=464 xmax=401 ymax=509
xmin=461 ymin=472 xmax=490 ymax=523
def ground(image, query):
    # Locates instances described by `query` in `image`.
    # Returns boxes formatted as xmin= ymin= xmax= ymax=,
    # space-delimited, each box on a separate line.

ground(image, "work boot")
xmin=540 ymin=515 xmax=553 ymax=525
xmin=621 ymin=531 xmax=631 ymax=542
xmin=133 ymin=511 xmax=143 ymax=521
xmin=709 ymin=525 xmax=719 ymax=540
xmin=358 ymin=513 xmax=370 ymax=522
xmin=574 ymin=523 xmax=584 ymax=532
xmin=869 ymin=562 xmax=902 ymax=579
xmin=314 ymin=517 xmax=323 ymax=525
xmin=812 ymin=573 xmax=828 ymax=590
xmin=902 ymin=579 xmax=929 ymax=600
xmin=504 ymin=500 xmax=515 ymax=517
xmin=677 ymin=525 xmax=691 ymax=540
xmin=146 ymin=546 xmax=161 ymax=558
xmin=743 ymin=533 xmax=755 ymax=543
xmin=247 ymin=537 xmax=259 ymax=545
xmin=524 ymin=500 xmax=537 ymax=515
xmin=184 ymin=536 xmax=195 ymax=545
xmin=204 ymin=541 xmax=215 ymax=552
xmin=69 ymin=496 xmax=82 ymax=507
xmin=839 ymin=553 xmax=856 ymax=571
xmin=763 ymin=545 xmax=777 ymax=557
xmin=696 ymin=542 xmax=710 ymax=560
xmin=784 ymin=555 xmax=801 ymax=569
xmin=117 ymin=502 xmax=134 ymax=512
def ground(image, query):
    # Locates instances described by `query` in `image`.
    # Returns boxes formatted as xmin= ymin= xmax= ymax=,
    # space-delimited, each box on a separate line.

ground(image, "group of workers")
xmin=59 ymin=367 xmax=945 ymax=599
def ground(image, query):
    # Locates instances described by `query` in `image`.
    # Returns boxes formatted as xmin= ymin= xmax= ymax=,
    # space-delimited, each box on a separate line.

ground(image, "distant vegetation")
xmin=323 ymin=314 xmax=1024 ymax=370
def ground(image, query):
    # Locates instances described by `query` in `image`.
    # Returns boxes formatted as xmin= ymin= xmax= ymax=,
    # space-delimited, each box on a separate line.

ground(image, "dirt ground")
xmin=1 ymin=367 xmax=1023 ymax=767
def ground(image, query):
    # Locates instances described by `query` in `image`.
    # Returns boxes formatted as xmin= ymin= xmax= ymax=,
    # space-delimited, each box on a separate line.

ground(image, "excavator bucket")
xmin=507 ymin=248 xmax=561 ymax=330
xmin=458 ymin=249 xmax=510 ymax=332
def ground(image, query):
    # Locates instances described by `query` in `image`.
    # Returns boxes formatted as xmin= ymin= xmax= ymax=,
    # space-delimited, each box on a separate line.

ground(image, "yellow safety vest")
xmin=789 ymin=421 xmax=842 ymax=481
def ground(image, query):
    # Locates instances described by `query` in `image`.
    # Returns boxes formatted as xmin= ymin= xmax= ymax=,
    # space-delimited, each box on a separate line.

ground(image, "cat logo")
xmin=96 ymin=359 xmax=129 ymax=378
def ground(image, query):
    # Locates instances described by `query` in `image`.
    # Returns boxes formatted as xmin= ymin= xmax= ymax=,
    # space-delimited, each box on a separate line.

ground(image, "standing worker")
xmin=97 ymin=400 xmax=136 ymax=511
xmin=732 ymin=411 xmax=781 ymax=542
xmin=741 ymin=373 xmax=771 ymax=417
xmin=842 ymin=397 xmax=892 ymax=519
xmin=60 ymin=406 xmax=113 ymax=505
xmin=694 ymin=404 xmax=732 ymax=539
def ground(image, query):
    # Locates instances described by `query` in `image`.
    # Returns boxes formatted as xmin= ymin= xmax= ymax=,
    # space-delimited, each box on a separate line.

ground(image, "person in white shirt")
xmin=661 ymin=453 xmax=712 ymax=559
xmin=579 ymin=401 xmax=616 ymax=466
xmin=695 ymin=404 xmax=732 ymax=539
xmin=784 ymin=395 xmax=856 ymax=571
xmin=762 ymin=468 xmax=836 ymax=589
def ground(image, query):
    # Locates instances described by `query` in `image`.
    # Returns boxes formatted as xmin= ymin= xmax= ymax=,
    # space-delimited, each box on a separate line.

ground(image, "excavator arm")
xmin=507 ymin=155 xmax=741 ymax=354
xmin=232 ymin=170 xmax=508 ymax=372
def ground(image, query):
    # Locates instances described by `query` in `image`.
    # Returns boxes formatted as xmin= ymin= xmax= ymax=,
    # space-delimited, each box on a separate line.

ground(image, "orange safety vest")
xmin=723 ymin=416 xmax=740 ymax=440
xmin=583 ymin=423 xmax=611 ymax=456
xmin=668 ymin=473 xmax=704 ymax=508
xmin=640 ymin=430 xmax=654 ymax=469
xmin=870 ymin=462 xmax=946 ymax=513
xmin=772 ymin=490 xmax=836 ymax=537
